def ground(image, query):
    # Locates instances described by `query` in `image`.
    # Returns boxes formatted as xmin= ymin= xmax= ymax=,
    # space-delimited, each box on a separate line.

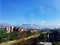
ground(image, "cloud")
xmin=28 ymin=14 xmax=34 ymax=24
xmin=39 ymin=6 xmax=53 ymax=15
xmin=53 ymin=0 xmax=60 ymax=12
xmin=47 ymin=8 xmax=53 ymax=14
xmin=20 ymin=14 xmax=34 ymax=24
xmin=20 ymin=16 xmax=27 ymax=24
xmin=7 ymin=1 xmax=17 ymax=9
xmin=39 ymin=6 xmax=46 ymax=15
xmin=29 ymin=14 xmax=34 ymax=19
xmin=39 ymin=20 xmax=60 ymax=28
xmin=40 ymin=20 xmax=47 ymax=26
xmin=54 ymin=0 xmax=60 ymax=8
xmin=52 ymin=20 xmax=60 ymax=26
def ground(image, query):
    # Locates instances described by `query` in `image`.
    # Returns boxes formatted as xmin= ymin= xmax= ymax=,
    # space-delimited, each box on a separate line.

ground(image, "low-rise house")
xmin=31 ymin=29 xmax=38 ymax=33
xmin=38 ymin=42 xmax=52 ymax=45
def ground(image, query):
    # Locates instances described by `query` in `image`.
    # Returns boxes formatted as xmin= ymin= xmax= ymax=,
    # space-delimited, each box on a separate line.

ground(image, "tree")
xmin=8 ymin=31 xmax=18 ymax=40
xmin=0 ymin=30 xmax=8 ymax=43
xmin=52 ymin=42 xmax=60 ymax=45
xmin=38 ymin=33 xmax=47 ymax=42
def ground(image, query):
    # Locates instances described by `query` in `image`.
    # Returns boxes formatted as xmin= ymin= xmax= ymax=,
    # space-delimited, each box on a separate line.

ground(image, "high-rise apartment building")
xmin=5 ymin=26 xmax=10 ymax=33
xmin=10 ymin=26 xmax=14 ymax=32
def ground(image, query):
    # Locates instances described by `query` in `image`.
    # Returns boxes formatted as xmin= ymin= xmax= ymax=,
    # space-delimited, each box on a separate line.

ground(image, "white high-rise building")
xmin=5 ymin=26 xmax=10 ymax=33
xmin=10 ymin=26 xmax=14 ymax=32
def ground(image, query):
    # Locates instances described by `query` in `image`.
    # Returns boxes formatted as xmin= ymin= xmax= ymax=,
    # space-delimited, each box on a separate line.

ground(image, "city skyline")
xmin=0 ymin=0 xmax=60 ymax=27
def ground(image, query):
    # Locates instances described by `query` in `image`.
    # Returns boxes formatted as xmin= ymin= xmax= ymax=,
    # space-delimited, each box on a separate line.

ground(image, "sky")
xmin=0 ymin=0 xmax=60 ymax=27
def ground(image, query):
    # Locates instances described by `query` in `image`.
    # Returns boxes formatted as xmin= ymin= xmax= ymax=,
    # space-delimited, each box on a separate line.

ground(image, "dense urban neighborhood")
xmin=1 ymin=0 xmax=60 ymax=45
xmin=0 ymin=25 xmax=60 ymax=45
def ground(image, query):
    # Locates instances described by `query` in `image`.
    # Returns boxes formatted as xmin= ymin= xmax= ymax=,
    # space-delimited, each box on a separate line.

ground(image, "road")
xmin=0 ymin=34 xmax=40 ymax=45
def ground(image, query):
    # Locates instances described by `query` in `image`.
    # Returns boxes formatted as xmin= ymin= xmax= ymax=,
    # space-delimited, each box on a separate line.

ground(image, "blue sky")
xmin=0 ymin=0 xmax=60 ymax=27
